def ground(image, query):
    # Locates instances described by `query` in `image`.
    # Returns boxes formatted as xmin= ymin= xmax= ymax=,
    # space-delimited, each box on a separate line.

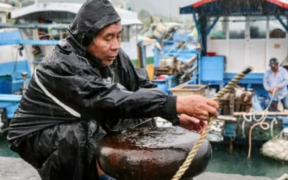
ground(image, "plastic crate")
xmin=169 ymin=84 xmax=206 ymax=97
xmin=152 ymin=75 xmax=178 ymax=95
xmin=200 ymin=56 xmax=224 ymax=84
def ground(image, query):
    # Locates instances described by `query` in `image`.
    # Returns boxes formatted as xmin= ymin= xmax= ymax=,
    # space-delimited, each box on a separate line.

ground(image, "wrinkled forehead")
xmin=98 ymin=21 xmax=122 ymax=36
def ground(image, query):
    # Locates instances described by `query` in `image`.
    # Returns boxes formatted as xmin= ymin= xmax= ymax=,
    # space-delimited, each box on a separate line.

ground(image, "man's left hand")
xmin=275 ymin=86 xmax=280 ymax=91
xmin=179 ymin=114 xmax=206 ymax=133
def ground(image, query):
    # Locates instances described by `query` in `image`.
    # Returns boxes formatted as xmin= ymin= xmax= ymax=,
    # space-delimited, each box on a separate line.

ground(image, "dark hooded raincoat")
xmin=7 ymin=0 xmax=179 ymax=180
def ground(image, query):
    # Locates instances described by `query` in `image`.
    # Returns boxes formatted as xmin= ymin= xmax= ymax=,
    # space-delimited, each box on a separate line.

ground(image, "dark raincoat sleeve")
xmin=133 ymin=67 xmax=157 ymax=89
xmin=123 ymin=54 xmax=180 ymax=124
xmin=134 ymin=67 xmax=180 ymax=124
xmin=36 ymin=58 xmax=178 ymax=123
xmin=117 ymin=50 xmax=157 ymax=91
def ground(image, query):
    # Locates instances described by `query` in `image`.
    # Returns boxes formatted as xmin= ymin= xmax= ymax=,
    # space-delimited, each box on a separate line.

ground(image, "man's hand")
xmin=179 ymin=114 xmax=206 ymax=133
xmin=268 ymin=88 xmax=274 ymax=94
xmin=269 ymin=87 xmax=279 ymax=94
xmin=176 ymin=95 xmax=219 ymax=120
xmin=275 ymin=86 xmax=280 ymax=91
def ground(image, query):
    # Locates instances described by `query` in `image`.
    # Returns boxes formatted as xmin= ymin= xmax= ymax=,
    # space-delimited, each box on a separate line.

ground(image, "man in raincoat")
xmin=7 ymin=0 xmax=219 ymax=180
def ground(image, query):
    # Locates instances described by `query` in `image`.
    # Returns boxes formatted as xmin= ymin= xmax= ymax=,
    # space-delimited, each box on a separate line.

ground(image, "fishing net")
xmin=261 ymin=128 xmax=288 ymax=161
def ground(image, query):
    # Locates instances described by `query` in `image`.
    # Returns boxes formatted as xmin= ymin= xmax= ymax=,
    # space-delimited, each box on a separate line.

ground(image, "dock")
xmin=0 ymin=156 xmax=277 ymax=180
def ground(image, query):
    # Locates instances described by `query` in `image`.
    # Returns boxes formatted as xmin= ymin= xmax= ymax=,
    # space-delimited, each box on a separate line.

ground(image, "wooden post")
xmin=216 ymin=115 xmax=236 ymax=122
xmin=136 ymin=42 xmax=142 ymax=68
xmin=229 ymin=88 xmax=235 ymax=115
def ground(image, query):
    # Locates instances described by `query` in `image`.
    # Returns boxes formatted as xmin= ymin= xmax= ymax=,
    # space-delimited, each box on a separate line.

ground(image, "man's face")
xmin=271 ymin=64 xmax=279 ymax=72
xmin=87 ymin=21 xmax=121 ymax=66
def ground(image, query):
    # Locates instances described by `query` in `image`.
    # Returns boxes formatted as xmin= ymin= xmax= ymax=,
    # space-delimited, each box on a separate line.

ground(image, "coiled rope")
xmin=171 ymin=66 xmax=253 ymax=180
xmin=241 ymin=91 xmax=275 ymax=138
xmin=245 ymin=90 xmax=277 ymax=158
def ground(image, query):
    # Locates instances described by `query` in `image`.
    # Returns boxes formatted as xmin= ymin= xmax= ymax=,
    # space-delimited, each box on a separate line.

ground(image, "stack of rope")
xmin=242 ymin=90 xmax=276 ymax=158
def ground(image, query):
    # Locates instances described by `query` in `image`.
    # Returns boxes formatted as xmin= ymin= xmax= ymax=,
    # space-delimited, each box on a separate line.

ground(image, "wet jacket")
xmin=8 ymin=42 xmax=178 ymax=139
xmin=8 ymin=0 xmax=178 ymax=140
xmin=7 ymin=1 xmax=178 ymax=180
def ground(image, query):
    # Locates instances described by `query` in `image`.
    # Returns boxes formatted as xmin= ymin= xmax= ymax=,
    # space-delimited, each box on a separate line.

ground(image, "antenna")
xmin=119 ymin=0 xmax=130 ymax=9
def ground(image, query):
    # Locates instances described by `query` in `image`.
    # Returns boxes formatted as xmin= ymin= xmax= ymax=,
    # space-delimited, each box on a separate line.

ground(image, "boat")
xmin=156 ymin=0 xmax=288 ymax=160
xmin=0 ymin=2 xmax=23 ymax=130
xmin=136 ymin=0 xmax=288 ymax=160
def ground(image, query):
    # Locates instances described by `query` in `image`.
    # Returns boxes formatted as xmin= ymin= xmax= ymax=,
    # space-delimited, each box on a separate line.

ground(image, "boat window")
xmin=121 ymin=25 xmax=130 ymax=42
xmin=210 ymin=17 xmax=227 ymax=40
xmin=269 ymin=16 xmax=286 ymax=39
xmin=131 ymin=25 xmax=142 ymax=40
xmin=250 ymin=16 xmax=266 ymax=39
xmin=0 ymin=13 xmax=4 ymax=23
xmin=229 ymin=16 xmax=245 ymax=39
xmin=47 ymin=29 xmax=69 ymax=40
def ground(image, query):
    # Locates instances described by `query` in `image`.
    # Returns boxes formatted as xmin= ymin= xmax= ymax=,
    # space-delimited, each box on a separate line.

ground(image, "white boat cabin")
xmin=179 ymin=0 xmax=288 ymax=75
xmin=208 ymin=16 xmax=288 ymax=73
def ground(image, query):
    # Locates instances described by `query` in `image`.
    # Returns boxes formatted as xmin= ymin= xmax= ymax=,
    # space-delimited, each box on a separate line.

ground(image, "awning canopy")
xmin=180 ymin=0 xmax=288 ymax=16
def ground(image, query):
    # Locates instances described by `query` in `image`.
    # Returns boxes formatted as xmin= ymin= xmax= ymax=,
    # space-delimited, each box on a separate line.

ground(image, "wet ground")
xmin=0 ymin=157 xmax=40 ymax=180
xmin=0 ymin=156 xmax=279 ymax=180
xmin=0 ymin=136 xmax=287 ymax=179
